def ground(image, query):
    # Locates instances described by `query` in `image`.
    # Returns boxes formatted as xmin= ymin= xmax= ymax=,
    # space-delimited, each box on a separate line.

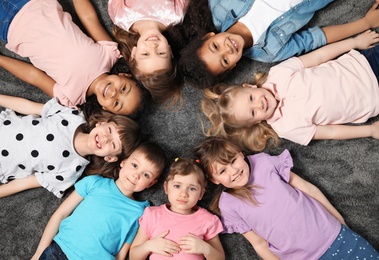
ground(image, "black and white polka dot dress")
xmin=0 ymin=98 xmax=89 ymax=198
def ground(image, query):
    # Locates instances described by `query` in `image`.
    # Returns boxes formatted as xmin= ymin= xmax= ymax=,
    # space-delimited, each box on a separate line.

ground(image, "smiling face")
xmin=116 ymin=149 xmax=160 ymax=196
xmin=230 ymin=85 xmax=278 ymax=126
xmin=131 ymin=30 xmax=172 ymax=75
xmin=164 ymin=173 xmax=205 ymax=215
xmin=92 ymin=73 xmax=141 ymax=116
xmin=88 ymin=121 xmax=122 ymax=161
xmin=210 ymin=152 xmax=250 ymax=189
xmin=198 ymin=32 xmax=244 ymax=76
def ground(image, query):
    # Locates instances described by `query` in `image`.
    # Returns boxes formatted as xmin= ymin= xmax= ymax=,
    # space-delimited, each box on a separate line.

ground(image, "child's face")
xmin=210 ymin=152 xmax=250 ymax=189
xmin=93 ymin=73 xmax=141 ymax=116
xmin=198 ymin=32 xmax=244 ymax=76
xmin=231 ymin=84 xmax=277 ymax=126
xmin=88 ymin=121 xmax=122 ymax=161
xmin=116 ymin=149 xmax=160 ymax=195
xmin=164 ymin=173 xmax=205 ymax=215
xmin=131 ymin=29 xmax=172 ymax=75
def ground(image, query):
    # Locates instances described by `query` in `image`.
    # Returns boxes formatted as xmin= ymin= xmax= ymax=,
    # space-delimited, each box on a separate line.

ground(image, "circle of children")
xmin=0 ymin=0 xmax=379 ymax=259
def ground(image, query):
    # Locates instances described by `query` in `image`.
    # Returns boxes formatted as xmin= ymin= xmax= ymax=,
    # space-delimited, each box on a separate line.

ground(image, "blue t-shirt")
xmin=54 ymin=175 xmax=150 ymax=260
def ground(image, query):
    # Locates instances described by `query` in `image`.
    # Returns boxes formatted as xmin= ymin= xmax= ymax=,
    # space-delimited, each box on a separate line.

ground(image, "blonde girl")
xmin=109 ymin=0 xmax=189 ymax=105
xmin=202 ymin=30 xmax=379 ymax=151
xmin=193 ymin=136 xmax=379 ymax=259
xmin=0 ymin=0 xmax=144 ymax=116
xmin=130 ymin=158 xmax=225 ymax=260
xmin=0 ymin=94 xmax=141 ymax=198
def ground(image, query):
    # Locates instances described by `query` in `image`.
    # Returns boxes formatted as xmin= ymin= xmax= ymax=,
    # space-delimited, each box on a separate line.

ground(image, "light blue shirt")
xmin=54 ymin=175 xmax=150 ymax=260
xmin=208 ymin=0 xmax=333 ymax=62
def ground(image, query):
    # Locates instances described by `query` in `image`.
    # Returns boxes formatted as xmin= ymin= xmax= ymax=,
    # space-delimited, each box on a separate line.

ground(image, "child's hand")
xmin=370 ymin=121 xmax=379 ymax=139
xmin=363 ymin=0 xmax=379 ymax=29
xmin=353 ymin=30 xmax=379 ymax=50
xmin=179 ymin=233 xmax=210 ymax=255
xmin=148 ymin=230 xmax=180 ymax=257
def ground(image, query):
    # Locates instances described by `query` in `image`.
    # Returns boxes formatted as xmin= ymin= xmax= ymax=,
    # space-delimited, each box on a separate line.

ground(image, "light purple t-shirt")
xmin=219 ymin=150 xmax=341 ymax=259
xmin=139 ymin=204 xmax=223 ymax=260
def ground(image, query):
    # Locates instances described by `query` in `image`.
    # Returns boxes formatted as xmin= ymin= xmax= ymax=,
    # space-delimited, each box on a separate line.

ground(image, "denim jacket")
xmin=208 ymin=0 xmax=334 ymax=62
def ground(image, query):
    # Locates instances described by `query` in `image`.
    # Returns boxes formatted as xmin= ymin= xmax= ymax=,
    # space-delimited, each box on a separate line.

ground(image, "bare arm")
xmin=242 ymin=231 xmax=279 ymax=260
xmin=115 ymin=243 xmax=130 ymax=260
xmin=0 ymin=55 xmax=55 ymax=97
xmin=130 ymin=230 xmax=180 ymax=259
xmin=0 ymin=94 xmax=44 ymax=115
xmin=0 ymin=175 xmax=41 ymax=198
xmin=313 ymin=123 xmax=379 ymax=141
xmin=322 ymin=0 xmax=379 ymax=43
xmin=288 ymin=171 xmax=345 ymax=224
xmin=31 ymin=191 xmax=84 ymax=260
xmin=299 ymin=30 xmax=379 ymax=68
xmin=179 ymin=233 xmax=225 ymax=260
xmin=72 ymin=0 xmax=113 ymax=42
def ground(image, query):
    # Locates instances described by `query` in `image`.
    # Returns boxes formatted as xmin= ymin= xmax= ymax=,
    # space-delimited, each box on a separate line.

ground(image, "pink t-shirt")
xmin=139 ymin=204 xmax=223 ymax=260
xmin=6 ymin=0 xmax=121 ymax=108
xmin=108 ymin=0 xmax=188 ymax=32
xmin=219 ymin=150 xmax=341 ymax=259
xmin=265 ymin=49 xmax=379 ymax=145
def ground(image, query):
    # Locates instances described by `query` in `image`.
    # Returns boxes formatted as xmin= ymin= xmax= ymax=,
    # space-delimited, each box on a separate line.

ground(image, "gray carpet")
xmin=0 ymin=0 xmax=378 ymax=259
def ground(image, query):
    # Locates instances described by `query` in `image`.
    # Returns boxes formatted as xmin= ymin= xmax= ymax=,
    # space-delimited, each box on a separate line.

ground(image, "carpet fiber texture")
xmin=0 ymin=0 xmax=378 ymax=259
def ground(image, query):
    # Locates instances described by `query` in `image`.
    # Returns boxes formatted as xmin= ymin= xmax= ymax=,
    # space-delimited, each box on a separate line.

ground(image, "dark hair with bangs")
xmin=83 ymin=111 xmax=142 ymax=178
xmin=193 ymin=137 xmax=259 ymax=215
xmin=165 ymin=158 xmax=207 ymax=189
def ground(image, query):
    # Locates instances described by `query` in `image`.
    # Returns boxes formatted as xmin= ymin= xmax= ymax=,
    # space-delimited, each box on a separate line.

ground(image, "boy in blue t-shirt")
xmin=32 ymin=142 xmax=167 ymax=260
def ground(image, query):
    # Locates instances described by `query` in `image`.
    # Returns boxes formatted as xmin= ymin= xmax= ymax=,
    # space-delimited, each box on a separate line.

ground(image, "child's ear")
xmin=104 ymin=156 xmax=118 ymax=163
xmin=198 ymin=188 xmax=205 ymax=200
xmin=201 ymin=32 xmax=216 ymax=40
xmin=146 ymin=179 xmax=158 ymax=189
xmin=242 ymin=83 xmax=257 ymax=88
xmin=118 ymin=73 xmax=132 ymax=78
xmin=130 ymin=46 xmax=136 ymax=61
xmin=163 ymin=181 xmax=168 ymax=194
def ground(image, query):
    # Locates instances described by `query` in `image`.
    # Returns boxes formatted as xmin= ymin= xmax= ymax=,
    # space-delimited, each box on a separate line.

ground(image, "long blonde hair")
xmin=112 ymin=26 xmax=182 ymax=107
xmin=193 ymin=137 xmax=260 ymax=216
xmin=201 ymin=73 xmax=280 ymax=152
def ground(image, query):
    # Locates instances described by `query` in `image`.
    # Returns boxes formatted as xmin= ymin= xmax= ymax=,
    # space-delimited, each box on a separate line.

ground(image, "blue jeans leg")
xmin=39 ymin=241 xmax=68 ymax=260
xmin=0 ymin=0 xmax=29 ymax=42
xmin=361 ymin=44 xmax=379 ymax=84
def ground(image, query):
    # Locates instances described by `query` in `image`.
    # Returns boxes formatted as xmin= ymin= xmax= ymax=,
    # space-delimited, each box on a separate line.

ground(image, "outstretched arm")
xmin=72 ymin=0 xmax=113 ymax=42
xmin=0 ymin=55 xmax=55 ymax=97
xmin=322 ymin=0 xmax=379 ymax=43
xmin=242 ymin=230 xmax=279 ymax=260
xmin=0 ymin=176 xmax=41 ymax=198
xmin=31 ymin=191 xmax=84 ymax=260
xmin=0 ymin=94 xmax=44 ymax=115
xmin=299 ymin=30 xmax=379 ymax=68
xmin=288 ymin=171 xmax=345 ymax=224
xmin=314 ymin=122 xmax=379 ymax=141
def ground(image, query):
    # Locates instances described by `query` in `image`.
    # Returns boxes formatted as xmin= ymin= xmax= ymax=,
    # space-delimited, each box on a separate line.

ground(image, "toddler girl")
xmin=32 ymin=141 xmax=167 ymax=259
xmin=130 ymin=158 xmax=225 ymax=260
xmin=178 ymin=0 xmax=379 ymax=88
xmin=0 ymin=0 xmax=143 ymax=116
xmin=108 ymin=0 xmax=189 ymax=104
xmin=194 ymin=136 xmax=379 ymax=259
xmin=0 ymin=94 xmax=141 ymax=198
xmin=202 ymin=30 xmax=379 ymax=150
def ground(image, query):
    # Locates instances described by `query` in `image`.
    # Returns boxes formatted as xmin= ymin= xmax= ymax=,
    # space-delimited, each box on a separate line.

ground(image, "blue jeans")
xmin=319 ymin=224 xmax=379 ymax=259
xmin=39 ymin=241 xmax=68 ymax=260
xmin=361 ymin=44 xmax=379 ymax=83
xmin=0 ymin=0 xmax=29 ymax=42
